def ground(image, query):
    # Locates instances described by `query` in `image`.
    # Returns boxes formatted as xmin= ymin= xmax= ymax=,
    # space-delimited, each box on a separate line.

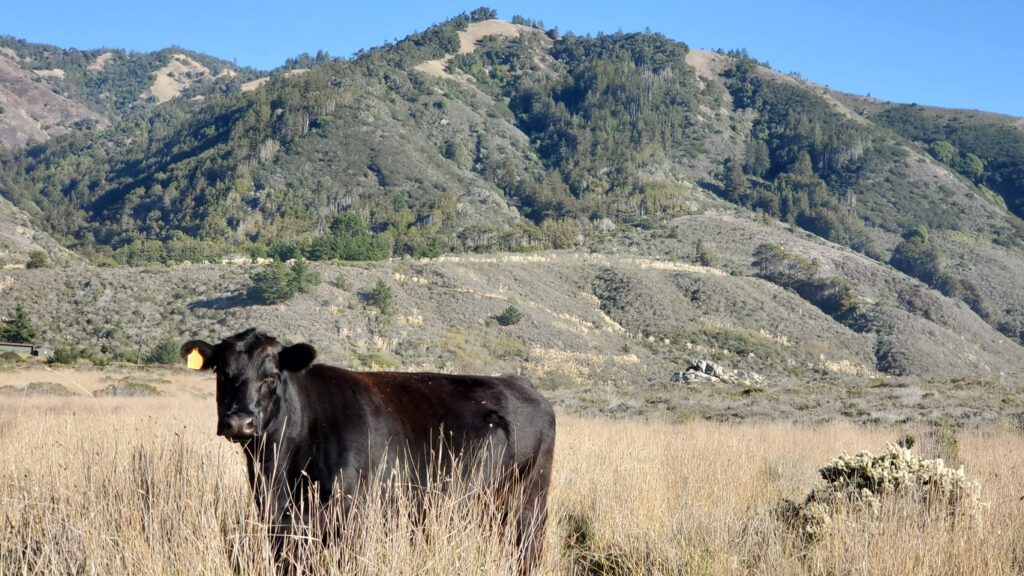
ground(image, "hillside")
xmin=1 ymin=10 xmax=1024 ymax=426
xmin=2 ymin=218 xmax=1023 ymax=425
xmin=0 ymin=36 xmax=259 ymax=149
xmin=0 ymin=194 xmax=80 ymax=266
xmin=0 ymin=49 xmax=108 ymax=149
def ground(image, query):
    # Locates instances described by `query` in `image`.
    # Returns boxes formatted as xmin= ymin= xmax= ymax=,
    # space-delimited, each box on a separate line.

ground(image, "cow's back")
xmin=362 ymin=370 xmax=552 ymax=472
xmin=288 ymin=364 xmax=554 ymax=572
xmin=296 ymin=367 xmax=552 ymax=480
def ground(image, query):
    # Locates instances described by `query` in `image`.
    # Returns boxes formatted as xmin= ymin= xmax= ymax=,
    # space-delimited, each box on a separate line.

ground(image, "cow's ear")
xmin=181 ymin=340 xmax=215 ymax=371
xmin=279 ymin=343 xmax=316 ymax=372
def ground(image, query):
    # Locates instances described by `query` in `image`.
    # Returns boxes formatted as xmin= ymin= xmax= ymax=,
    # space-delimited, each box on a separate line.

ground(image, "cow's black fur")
xmin=182 ymin=329 xmax=555 ymax=572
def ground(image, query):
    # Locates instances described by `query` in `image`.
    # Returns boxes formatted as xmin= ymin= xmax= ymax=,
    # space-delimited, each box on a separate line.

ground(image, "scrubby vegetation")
xmin=889 ymin=226 xmax=988 ymax=318
xmin=145 ymin=337 xmax=181 ymax=365
xmin=780 ymin=441 xmax=981 ymax=543
xmin=1 ymin=9 xmax=1024 ymax=428
xmin=93 ymin=379 xmax=162 ymax=397
xmin=721 ymin=55 xmax=882 ymax=257
xmin=0 ymin=382 xmax=73 ymax=396
xmin=25 ymin=251 xmax=48 ymax=269
xmin=873 ymin=104 xmax=1024 ymax=221
xmin=0 ymin=36 xmax=258 ymax=116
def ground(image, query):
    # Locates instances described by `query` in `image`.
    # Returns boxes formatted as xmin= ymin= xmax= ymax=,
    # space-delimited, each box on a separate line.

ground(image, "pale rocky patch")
xmin=684 ymin=49 xmax=731 ymax=80
xmin=241 ymin=69 xmax=306 ymax=93
xmin=87 ymin=52 xmax=113 ymax=71
xmin=415 ymin=19 xmax=537 ymax=81
xmin=34 ymin=68 xmax=65 ymax=79
xmin=142 ymin=53 xmax=213 ymax=104
xmin=241 ymin=77 xmax=269 ymax=92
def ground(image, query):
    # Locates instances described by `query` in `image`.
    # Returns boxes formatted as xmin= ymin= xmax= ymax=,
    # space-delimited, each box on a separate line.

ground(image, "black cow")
xmin=182 ymin=329 xmax=555 ymax=571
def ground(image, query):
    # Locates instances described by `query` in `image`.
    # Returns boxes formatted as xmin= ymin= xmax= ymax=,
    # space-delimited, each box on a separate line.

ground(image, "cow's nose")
xmin=219 ymin=415 xmax=256 ymax=440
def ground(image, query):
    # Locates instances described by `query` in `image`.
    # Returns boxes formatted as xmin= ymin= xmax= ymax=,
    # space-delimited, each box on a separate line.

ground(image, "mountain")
xmin=0 ymin=193 xmax=80 ymax=266
xmin=0 ymin=48 xmax=107 ymax=149
xmin=1 ymin=10 xmax=1024 ymax=422
xmin=0 ymin=36 xmax=260 ymax=149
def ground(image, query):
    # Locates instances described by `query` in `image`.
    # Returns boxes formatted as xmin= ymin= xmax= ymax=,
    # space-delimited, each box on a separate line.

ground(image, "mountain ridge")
xmin=2 ymin=11 xmax=1024 ymax=415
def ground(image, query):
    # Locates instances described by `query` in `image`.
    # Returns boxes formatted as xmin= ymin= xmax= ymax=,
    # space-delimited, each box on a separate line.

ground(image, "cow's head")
xmin=181 ymin=329 xmax=316 ymax=442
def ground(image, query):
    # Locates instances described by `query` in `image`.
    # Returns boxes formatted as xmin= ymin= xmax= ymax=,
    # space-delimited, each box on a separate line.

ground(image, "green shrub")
xmin=890 ymin=227 xmax=988 ymax=318
xmin=308 ymin=214 xmax=389 ymax=261
xmin=694 ymin=239 xmax=719 ymax=268
xmin=146 ymin=338 xmax=180 ymax=365
xmin=253 ymin=260 xmax=321 ymax=304
xmin=890 ymin=234 xmax=942 ymax=285
xmin=753 ymin=243 xmax=818 ymax=287
xmin=496 ymin=305 xmax=523 ymax=326
xmin=753 ymin=244 xmax=858 ymax=319
xmin=331 ymin=274 xmax=351 ymax=291
xmin=26 ymin=251 xmax=49 ymax=269
xmin=354 ymin=352 xmax=401 ymax=370
xmin=48 ymin=346 xmax=81 ymax=365
xmin=94 ymin=380 xmax=162 ymax=397
xmin=796 ymin=277 xmax=859 ymax=317
xmin=290 ymin=259 xmax=321 ymax=294
xmin=366 ymin=280 xmax=394 ymax=315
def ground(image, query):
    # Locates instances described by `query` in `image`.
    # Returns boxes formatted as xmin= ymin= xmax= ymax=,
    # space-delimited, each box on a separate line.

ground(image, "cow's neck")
xmin=245 ymin=375 xmax=304 ymax=477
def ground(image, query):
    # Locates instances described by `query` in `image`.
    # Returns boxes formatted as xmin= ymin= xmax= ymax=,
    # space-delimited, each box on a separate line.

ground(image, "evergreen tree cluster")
xmin=452 ymin=28 xmax=706 ymax=223
xmin=889 ymin=226 xmax=987 ymax=318
xmin=753 ymin=243 xmax=858 ymax=319
xmin=722 ymin=57 xmax=881 ymax=257
xmin=0 ymin=6 xmax=1022 ymax=302
xmin=252 ymin=260 xmax=322 ymax=305
xmin=875 ymin=104 xmax=1024 ymax=225
xmin=0 ymin=36 xmax=258 ymax=117
xmin=0 ymin=305 xmax=36 ymax=344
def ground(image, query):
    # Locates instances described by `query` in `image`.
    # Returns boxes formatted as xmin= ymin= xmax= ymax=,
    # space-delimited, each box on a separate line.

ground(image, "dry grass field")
xmin=1 ymin=392 xmax=1023 ymax=575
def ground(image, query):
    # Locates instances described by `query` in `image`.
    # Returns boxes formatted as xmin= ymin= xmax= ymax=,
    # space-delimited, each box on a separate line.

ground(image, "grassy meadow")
xmin=1 ymin=392 xmax=1023 ymax=575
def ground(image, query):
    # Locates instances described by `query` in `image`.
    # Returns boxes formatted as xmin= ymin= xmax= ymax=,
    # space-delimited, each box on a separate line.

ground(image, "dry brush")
xmin=1 ymin=397 xmax=1022 ymax=574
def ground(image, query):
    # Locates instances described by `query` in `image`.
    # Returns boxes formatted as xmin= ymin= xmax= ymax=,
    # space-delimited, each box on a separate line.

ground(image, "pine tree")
xmin=253 ymin=261 xmax=297 ymax=305
xmin=743 ymin=138 xmax=771 ymax=178
xmin=723 ymin=158 xmax=749 ymax=202
xmin=289 ymin=259 xmax=321 ymax=294
xmin=367 ymin=280 xmax=394 ymax=315
xmin=0 ymin=305 xmax=36 ymax=343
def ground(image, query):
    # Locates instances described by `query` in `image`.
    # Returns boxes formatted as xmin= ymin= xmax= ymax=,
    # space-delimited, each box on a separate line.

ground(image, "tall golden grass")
xmin=1 ymin=396 xmax=1022 ymax=575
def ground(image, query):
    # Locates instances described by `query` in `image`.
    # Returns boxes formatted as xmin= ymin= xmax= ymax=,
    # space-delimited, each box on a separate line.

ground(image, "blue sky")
xmin=4 ymin=1 xmax=1023 ymax=117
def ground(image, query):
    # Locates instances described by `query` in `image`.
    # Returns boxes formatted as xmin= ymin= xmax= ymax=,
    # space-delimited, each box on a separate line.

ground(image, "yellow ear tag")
xmin=186 ymin=348 xmax=204 ymax=370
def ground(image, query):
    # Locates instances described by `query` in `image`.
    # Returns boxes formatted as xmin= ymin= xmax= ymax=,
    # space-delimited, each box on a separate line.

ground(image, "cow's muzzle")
xmin=218 ymin=414 xmax=256 ymax=442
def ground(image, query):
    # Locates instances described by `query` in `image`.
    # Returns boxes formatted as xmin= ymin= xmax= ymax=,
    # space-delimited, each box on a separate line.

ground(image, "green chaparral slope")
xmin=2 ymin=9 xmax=1024 ymax=423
